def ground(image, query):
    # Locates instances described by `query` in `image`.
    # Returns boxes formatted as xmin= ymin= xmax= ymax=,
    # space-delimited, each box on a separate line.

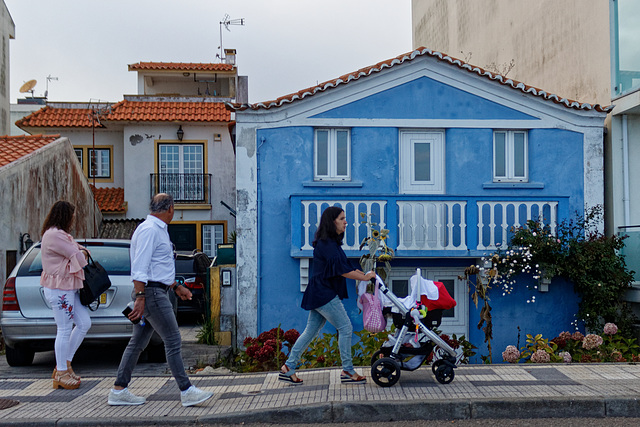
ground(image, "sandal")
xmin=278 ymin=365 xmax=303 ymax=385
xmin=52 ymin=367 xmax=81 ymax=382
xmin=340 ymin=370 xmax=366 ymax=383
xmin=53 ymin=371 xmax=80 ymax=390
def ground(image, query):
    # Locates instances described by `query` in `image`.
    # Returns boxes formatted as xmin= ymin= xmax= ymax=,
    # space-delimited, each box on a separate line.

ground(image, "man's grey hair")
xmin=150 ymin=193 xmax=174 ymax=213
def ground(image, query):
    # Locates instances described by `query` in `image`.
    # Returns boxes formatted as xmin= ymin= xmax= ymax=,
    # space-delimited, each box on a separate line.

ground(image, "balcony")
xmin=290 ymin=196 xmax=565 ymax=258
xmin=150 ymin=173 xmax=211 ymax=204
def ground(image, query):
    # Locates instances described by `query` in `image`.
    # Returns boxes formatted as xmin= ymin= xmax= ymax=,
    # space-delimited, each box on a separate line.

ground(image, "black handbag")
xmin=79 ymin=254 xmax=112 ymax=309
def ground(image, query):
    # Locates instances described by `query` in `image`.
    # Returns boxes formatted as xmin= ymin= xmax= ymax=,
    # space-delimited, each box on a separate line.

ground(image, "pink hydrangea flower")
xmin=582 ymin=334 xmax=604 ymax=350
xmin=530 ymin=349 xmax=550 ymax=363
xmin=571 ymin=331 xmax=585 ymax=341
xmin=559 ymin=351 xmax=572 ymax=363
xmin=501 ymin=345 xmax=520 ymax=363
xmin=558 ymin=331 xmax=572 ymax=341
xmin=603 ymin=323 xmax=618 ymax=336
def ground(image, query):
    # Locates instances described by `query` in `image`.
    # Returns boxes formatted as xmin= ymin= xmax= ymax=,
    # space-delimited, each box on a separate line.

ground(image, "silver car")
xmin=1 ymin=239 xmax=170 ymax=367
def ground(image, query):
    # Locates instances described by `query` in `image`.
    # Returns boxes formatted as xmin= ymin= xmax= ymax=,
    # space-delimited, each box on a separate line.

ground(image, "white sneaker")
xmin=108 ymin=388 xmax=146 ymax=406
xmin=180 ymin=385 xmax=213 ymax=407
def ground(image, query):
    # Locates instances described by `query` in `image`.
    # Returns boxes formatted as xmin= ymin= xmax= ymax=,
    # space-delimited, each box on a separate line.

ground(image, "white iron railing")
xmin=477 ymin=201 xmax=558 ymax=250
xmin=397 ymin=201 xmax=467 ymax=250
xmin=300 ymin=200 xmax=387 ymax=251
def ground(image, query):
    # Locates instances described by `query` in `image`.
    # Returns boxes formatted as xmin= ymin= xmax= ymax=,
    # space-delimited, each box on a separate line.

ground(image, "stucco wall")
xmin=122 ymin=123 xmax=236 ymax=224
xmin=411 ymin=0 xmax=611 ymax=105
xmin=1 ymin=1 xmax=15 ymax=136
xmin=0 ymin=138 xmax=102 ymax=280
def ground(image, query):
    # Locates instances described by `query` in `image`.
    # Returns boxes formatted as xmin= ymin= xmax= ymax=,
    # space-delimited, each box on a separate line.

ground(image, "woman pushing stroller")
xmin=279 ymin=206 xmax=376 ymax=385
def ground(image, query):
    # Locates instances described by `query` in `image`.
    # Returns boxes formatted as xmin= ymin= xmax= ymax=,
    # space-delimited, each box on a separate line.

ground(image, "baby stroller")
xmin=368 ymin=269 xmax=459 ymax=387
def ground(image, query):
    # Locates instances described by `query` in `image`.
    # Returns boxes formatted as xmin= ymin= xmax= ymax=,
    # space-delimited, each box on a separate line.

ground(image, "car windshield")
xmin=18 ymin=243 xmax=131 ymax=276
xmin=175 ymin=256 xmax=196 ymax=275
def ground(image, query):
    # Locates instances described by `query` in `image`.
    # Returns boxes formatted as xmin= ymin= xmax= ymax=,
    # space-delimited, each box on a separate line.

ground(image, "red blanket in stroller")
xmin=420 ymin=281 xmax=456 ymax=311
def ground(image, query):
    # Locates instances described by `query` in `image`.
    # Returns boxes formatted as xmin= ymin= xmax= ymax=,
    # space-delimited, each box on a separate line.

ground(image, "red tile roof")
xmin=90 ymin=185 xmax=126 ymax=213
xmin=108 ymin=100 xmax=230 ymax=122
xmin=228 ymin=47 xmax=612 ymax=113
xmin=0 ymin=134 xmax=60 ymax=168
xmin=15 ymin=106 xmax=105 ymax=128
xmin=128 ymin=62 xmax=234 ymax=72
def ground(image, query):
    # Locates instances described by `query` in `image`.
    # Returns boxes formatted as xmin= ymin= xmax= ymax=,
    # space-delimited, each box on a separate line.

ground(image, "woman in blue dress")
xmin=280 ymin=206 xmax=376 ymax=384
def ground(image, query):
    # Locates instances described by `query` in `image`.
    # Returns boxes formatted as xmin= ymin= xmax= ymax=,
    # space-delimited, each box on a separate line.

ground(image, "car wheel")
xmin=5 ymin=344 xmax=35 ymax=367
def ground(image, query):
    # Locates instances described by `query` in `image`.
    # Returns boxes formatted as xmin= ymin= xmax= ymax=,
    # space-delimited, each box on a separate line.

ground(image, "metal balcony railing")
xmin=150 ymin=173 xmax=212 ymax=204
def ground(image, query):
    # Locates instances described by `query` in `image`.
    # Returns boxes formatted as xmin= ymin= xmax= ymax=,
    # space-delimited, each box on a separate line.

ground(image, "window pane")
xmin=440 ymin=279 xmax=456 ymax=318
xmin=414 ymin=142 xmax=431 ymax=182
xmin=336 ymin=130 xmax=348 ymax=176
xmin=74 ymin=148 xmax=83 ymax=165
xmin=494 ymin=133 xmax=506 ymax=177
xmin=392 ymin=279 xmax=409 ymax=298
xmin=316 ymin=130 xmax=328 ymax=176
xmin=513 ymin=133 xmax=526 ymax=177
xmin=89 ymin=149 xmax=110 ymax=178
xmin=202 ymin=224 xmax=224 ymax=257
xmin=182 ymin=145 xmax=203 ymax=174
xmin=160 ymin=145 xmax=180 ymax=173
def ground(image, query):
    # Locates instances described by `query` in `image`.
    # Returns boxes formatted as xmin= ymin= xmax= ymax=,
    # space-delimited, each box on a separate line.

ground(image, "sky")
xmin=5 ymin=0 xmax=412 ymax=104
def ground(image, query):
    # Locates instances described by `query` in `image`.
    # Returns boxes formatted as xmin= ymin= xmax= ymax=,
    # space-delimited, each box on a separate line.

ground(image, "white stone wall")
xmin=1 ymin=1 xmax=15 ymax=135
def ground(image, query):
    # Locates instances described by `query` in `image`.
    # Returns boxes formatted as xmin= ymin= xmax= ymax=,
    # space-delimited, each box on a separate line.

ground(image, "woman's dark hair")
xmin=41 ymin=201 xmax=76 ymax=235
xmin=312 ymin=206 xmax=344 ymax=247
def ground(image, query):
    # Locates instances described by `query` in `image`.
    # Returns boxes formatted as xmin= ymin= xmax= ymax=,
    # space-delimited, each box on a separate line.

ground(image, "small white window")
xmin=314 ymin=129 xmax=350 ymax=181
xmin=399 ymin=130 xmax=445 ymax=194
xmin=493 ymin=131 xmax=528 ymax=182
xmin=89 ymin=148 xmax=111 ymax=178
xmin=202 ymin=224 xmax=224 ymax=258
xmin=74 ymin=148 xmax=83 ymax=166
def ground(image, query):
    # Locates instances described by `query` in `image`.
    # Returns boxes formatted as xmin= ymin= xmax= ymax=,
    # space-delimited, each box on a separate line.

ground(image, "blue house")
xmin=229 ymin=48 xmax=610 ymax=362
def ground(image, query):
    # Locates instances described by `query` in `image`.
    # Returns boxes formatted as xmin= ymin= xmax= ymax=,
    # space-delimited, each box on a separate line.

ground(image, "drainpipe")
xmin=623 ymin=115 xmax=630 ymax=227
xmin=256 ymin=135 xmax=266 ymax=333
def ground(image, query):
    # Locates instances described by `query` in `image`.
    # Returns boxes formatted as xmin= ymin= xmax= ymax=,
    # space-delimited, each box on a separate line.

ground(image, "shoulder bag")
xmin=79 ymin=254 xmax=112 ymax=309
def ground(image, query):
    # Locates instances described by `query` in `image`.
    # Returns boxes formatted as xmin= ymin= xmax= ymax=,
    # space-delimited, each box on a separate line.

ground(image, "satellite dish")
xmin=19 ymin=79 xmax=37 ymax=95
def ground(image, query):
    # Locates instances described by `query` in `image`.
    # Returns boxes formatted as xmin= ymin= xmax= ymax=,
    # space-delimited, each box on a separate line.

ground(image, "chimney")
xmin=224 ymin=49 xmax=236 ymax=65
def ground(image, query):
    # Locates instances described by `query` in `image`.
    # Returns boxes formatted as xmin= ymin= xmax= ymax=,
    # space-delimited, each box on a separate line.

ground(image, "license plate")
xmin=100 ymin=293 xmax=107 ymax=304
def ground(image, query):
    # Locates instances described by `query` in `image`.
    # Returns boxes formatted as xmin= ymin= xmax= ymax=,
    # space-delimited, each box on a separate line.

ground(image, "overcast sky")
xmin=6 ymin=0 xmax=412 ymax=104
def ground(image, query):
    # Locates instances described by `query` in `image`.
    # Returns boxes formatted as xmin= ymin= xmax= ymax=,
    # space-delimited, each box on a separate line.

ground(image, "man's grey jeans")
xmin=114 ymin=286 xmax=191 ymax=391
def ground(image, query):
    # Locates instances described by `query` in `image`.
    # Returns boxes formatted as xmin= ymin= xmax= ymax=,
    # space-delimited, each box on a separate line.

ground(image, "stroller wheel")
xmin=431 ymin=359 xmax=445 ymax=375
xmin=434 ymin=364 xmax=455 ymax=384
xmin=371 ymin=357 xmax=401 ymax=387
xmin=370 ymin=349 xmax=386 ymax=366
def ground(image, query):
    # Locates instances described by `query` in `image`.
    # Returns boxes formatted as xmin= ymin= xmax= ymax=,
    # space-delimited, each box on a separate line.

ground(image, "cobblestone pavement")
xmin=1 ymin=363 xmax=640 ymax=425
xmin=1 ymin=326 xmax=640 ymax=425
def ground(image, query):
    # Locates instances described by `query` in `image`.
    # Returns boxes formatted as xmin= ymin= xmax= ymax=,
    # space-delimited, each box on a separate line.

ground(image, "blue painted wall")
xmin=252 ymin=74 xmax=588 ymax=364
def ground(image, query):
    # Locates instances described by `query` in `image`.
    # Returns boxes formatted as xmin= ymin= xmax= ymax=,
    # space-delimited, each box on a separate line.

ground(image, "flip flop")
xmin=278 ymin=365 xmax=303 ymax=385
xmin=340 ymin=371 xmax=366 ymax=383
xmin=278 ymin=372 xmax=303 ymax=384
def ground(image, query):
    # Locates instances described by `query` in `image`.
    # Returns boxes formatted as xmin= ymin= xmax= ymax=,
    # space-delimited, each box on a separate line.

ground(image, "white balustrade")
xmin=396 ymin=201 xmax=467 ymax=250
xmin=300 ymin=200 xmax=387 ymax=251
xmin=477 ymin=201 xmax=558 ymax=250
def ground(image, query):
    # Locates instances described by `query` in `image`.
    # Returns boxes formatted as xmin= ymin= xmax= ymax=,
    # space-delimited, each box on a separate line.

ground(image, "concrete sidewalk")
xmin=1 ymin=361 xmax=640 ymax=425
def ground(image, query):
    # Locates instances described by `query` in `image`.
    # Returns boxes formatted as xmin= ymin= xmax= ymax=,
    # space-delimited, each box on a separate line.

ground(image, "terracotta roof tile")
xmin=90 ymin=185 xmax=126 ymax=213
xmin=99 ymin=218 xmax=144 ymax=239
xmin=108 ymin=100 xmax=230 ymax=122
xmin=15 ymin=106 xmax=105 ymax=128
xmin=228 ymin=47 xmax=612 ymax=113
xmin=128 ymin=62 xmax=234 ymax=72
xmin=0 ymin=134 xmax=60 ymax=168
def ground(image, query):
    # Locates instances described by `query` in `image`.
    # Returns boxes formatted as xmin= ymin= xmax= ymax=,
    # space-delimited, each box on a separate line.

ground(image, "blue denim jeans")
xmin=285 ymin=296 xmax=355 ymax=374
xmin=114 ymin=286 xmax=191 ymax=391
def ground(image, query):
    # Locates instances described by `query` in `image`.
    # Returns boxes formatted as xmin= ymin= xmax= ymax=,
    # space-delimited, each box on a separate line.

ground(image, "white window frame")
xmin=399 ymin=130 xmax=445 ymax=194
xmin=314 ymin=128 xmax=351 ymax=181
xmin=202 ymin=224 xmax=225 ymax=258
xmin=493 ymin=130 xmax=528 ymax=182
xmin=88 ymin=148 xmax=111 ymax=178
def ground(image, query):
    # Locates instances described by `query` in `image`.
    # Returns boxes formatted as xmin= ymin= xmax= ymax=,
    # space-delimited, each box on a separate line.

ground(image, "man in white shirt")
xmin=108 ymin=193 xmax=214 ymax=407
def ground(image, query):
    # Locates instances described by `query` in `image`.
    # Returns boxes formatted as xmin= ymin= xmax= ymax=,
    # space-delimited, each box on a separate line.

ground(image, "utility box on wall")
xmin=216 ymin=243 xmax=236 ymax=265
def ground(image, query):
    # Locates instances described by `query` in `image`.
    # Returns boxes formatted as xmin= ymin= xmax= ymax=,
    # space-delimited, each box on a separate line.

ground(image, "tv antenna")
xmin=45 ymin=75 xmax=58 ymax=99
xmin=218 ymin=14 xmax=244 ymax=61
xmin=19 ymin=79 xmax=37 ymax=98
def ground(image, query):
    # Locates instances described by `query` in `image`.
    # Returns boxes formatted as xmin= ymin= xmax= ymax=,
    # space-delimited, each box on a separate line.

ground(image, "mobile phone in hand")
xmin=122 ymin=302 xmax=140 ymax=324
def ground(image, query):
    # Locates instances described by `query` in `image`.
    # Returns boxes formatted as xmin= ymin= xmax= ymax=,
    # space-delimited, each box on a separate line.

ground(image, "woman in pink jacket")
xmin=40 ymin=201 xmax=90 ymax=390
